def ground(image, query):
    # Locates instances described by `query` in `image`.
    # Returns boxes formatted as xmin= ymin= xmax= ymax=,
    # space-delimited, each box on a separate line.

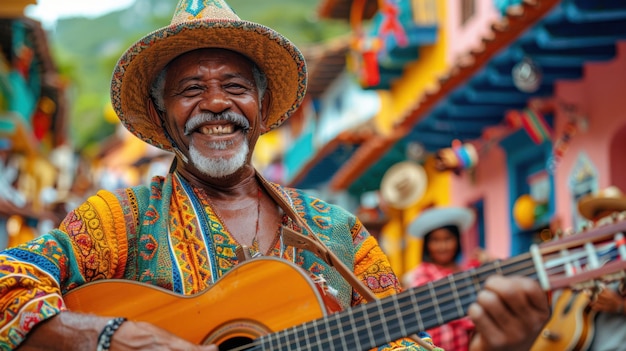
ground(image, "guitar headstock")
xmin=530 ymin=214 xmax=626 ymax=292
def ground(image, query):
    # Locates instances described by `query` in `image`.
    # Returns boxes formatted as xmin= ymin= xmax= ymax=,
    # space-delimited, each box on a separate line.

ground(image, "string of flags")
xmin=433 ymin=99 xmax=588 ymax=174
xmin=505 ymin=107 xmax=553 ymax=144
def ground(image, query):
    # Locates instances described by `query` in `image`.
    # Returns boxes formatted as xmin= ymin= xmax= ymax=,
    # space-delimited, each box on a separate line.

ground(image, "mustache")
xmin=184 ymin=112 xmax=251 ymax=136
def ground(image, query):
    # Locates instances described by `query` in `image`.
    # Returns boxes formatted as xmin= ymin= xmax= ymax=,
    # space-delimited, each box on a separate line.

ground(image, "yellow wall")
xmin=253 ymin=128 xmax=284 ymax=169
xmin=374 ymin=2 xmax=454 ymax=282
xmin=381 ymin=157 xmax=453 ymax=284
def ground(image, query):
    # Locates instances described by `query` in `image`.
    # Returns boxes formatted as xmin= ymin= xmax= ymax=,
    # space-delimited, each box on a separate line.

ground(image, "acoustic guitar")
xmin=530 ymin=288 xmax=596 ymax=351
xmin=529 ymin=214 xmax=626 ymax=351
xmin=64 ymin=219 xmax=626 ymax=351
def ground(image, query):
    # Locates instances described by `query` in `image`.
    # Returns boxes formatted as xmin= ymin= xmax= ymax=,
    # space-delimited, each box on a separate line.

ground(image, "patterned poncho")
xmin=0 ymin=172 xmax=438 ymax=350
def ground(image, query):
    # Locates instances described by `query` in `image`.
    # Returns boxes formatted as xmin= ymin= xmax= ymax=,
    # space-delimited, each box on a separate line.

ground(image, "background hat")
xmin=380 ymin=161 xmax=428 ymax=209
xmin=408 ymin=207 xmax=475 ymax=238
xmin=110 ymin=0 xmax=307 ymax=151
xmin=577 ymin=186 xmax=626 ymax=220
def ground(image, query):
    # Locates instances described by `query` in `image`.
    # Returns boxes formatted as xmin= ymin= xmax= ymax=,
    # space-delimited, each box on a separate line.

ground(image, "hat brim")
xmin=577 ymin=197 xmax=626 ymax=220
xmin=380 ymin=162 xmax=428 ymax=209
xmin=408 ymin=207 xmax=475 ymax=238
xmin=111 ymin=19 xmax=307 ymax=151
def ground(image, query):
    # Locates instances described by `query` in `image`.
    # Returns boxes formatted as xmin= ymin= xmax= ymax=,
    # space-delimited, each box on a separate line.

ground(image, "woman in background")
xmin=407 ymin=206 xmax=487 ymax=351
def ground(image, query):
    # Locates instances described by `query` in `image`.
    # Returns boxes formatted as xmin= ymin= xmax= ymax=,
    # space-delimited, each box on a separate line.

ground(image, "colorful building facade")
xmin=0 ymin=0 xmax=71 ymax=248
xmin=284 ymin=0 xmax=626 ymax=280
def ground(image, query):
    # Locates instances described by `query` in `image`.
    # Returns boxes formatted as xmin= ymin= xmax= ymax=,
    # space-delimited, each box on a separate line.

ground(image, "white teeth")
xmin=199 ymin=124 xmax=235 ymax=135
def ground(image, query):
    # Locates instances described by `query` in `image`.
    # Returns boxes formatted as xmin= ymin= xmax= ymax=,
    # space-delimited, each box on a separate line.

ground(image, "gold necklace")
xmin=206 ymin=186 xmax=262 ymax=252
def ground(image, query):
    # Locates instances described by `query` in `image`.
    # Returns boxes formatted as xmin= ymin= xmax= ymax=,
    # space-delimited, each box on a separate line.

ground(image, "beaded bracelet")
xmin=96 ymin=317 xmax=127 ymax=351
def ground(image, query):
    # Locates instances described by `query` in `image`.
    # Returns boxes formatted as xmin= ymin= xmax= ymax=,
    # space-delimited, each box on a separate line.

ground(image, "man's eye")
xmin=181 ymin=85 xmax=203 ymax=95
xmin=225 ymin=83 xmax=247 ymax=93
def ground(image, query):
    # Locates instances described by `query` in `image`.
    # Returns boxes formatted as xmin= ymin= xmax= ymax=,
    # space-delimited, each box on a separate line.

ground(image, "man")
xmin=0 ymin=1 xmax=549 ymax=350
xmin=578 ymin=186 xmax=626 ymax=351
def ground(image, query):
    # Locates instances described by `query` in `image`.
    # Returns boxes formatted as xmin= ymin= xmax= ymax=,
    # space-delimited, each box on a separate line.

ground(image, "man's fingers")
xmin=467 ymin=276 xmax=550 ymax=351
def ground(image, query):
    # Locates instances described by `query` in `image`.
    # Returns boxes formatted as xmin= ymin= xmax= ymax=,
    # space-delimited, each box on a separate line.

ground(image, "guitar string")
xmin=360 ymin=248 xmax=618 ymax=346
xmin=232 ymin=242 xmax=620 ymax=350
xmin=229 ymin=256 xmax=542 ymax=351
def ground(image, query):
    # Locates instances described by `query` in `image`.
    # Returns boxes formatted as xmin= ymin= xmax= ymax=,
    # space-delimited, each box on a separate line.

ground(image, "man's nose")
xmin=198 ymin=87 xmax=232 ymax=113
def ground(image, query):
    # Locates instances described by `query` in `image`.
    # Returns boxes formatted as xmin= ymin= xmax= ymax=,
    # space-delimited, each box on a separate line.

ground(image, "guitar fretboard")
xmin=253 ymin=252 xmax=537 ymax=351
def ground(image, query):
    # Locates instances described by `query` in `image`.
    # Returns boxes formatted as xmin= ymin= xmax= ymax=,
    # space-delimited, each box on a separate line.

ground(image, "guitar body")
xmin=530 ymin=288 xmax=596 ymax=351
xmin=64 ymin=257 xmax=329 ymax=347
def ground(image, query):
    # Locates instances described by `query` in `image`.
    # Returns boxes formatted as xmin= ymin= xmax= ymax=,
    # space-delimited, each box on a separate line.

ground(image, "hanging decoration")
xmin=406 ymin=141 xmax=426 ymax=162
xmin=378 ymin=0 xmax=408 ymax=49
xmin=546 ymin=101 xmax=588 ymax=173
xmin=512 ymin=194 xmax=548 ymax=230
xmin=348 ymin=0 xmax=408 ymax=87
xmin=464 ymin=98 xmax=588 ymax=175
xmin=514 ymin=169 xmax=551 ymax=230
xmin=505 ymin=107 xmax=552 ymax=144
xmin=349 ymin=35 xmax=383 ymax=87
xmin=512 ymin=56 xmax=542 ymax=93
xmin=380 ymin=161 xmax=428 ymax=209
xmin=31 ymin=96 xmax=56 ymax=141
xmin=12 ymin=45 xmax=34 ymax=80
xmin=434 ymin=140 xmax=479 ymax=174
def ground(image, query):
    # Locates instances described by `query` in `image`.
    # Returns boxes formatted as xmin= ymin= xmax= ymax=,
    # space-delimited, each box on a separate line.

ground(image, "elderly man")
xmin=0 ymin=1 xmax=549 ymax=350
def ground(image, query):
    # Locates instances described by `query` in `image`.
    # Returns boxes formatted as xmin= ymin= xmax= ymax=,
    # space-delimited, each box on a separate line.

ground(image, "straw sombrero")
xmin=408 ymin=207 xmax=475 ymax=238
xmin=577 ymin=186 xmax=626 ymax=221
xmin=379 ymin=161 xmax=428 ymax=210
xmin=110 ymin=0 xmax=307 ymax=151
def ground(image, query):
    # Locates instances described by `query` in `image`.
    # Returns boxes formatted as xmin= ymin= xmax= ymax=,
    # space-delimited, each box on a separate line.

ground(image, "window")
xmin=569 ymin=153 xmax=598 ymax=231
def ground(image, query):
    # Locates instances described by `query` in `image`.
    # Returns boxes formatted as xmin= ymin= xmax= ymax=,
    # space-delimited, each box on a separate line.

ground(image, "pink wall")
xmin=610 ymin=125 xmax=626 ymax=192
xmin=446 ymin=0 xmax=501 ymax=64
xmin=451 ymin=145 xmax=511 ymax=259
xmin=450 ymin=41 xmax=626 ymax=259
xmin=553 ymin=41 xmax=626 ymax=230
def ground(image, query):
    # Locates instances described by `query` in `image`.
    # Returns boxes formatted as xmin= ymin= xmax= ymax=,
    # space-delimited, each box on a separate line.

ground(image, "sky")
xmin=25 ymin=0 xmax=136 ymax=28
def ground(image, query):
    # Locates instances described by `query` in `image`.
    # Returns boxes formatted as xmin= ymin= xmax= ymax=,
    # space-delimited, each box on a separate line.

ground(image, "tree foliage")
xmin=48 ymin=0 xmax=349 ymax=150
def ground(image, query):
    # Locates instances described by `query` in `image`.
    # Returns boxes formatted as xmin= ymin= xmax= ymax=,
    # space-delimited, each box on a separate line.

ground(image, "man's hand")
xmin=17 ymin=312 xmax=217 ymax=351
xmin=111 ymin=320 xmax=218 ymax=350
xmin=467 ymin=275 xmax=550 ymax=351
xmin=589 ymin=287 xmax=625 ymax=314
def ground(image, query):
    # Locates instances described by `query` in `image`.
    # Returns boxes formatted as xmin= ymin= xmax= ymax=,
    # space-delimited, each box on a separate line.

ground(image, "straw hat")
xmin=408 ymin=207 xmax=475 ymax=238
xmin=379 ymin=162 xmax=428 ymax=209
xmin=110 ymin=0 xmax=307 ymax=151
xmin=577 ymin=186 xmax=626 ymax=220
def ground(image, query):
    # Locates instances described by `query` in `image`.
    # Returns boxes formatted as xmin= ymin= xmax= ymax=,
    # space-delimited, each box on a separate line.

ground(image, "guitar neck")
xmin=256 ymin=252 xmax=537 ymax=351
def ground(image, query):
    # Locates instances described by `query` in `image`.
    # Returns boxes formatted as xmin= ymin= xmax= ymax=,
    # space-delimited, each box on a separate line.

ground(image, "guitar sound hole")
xmin=219 ymin=336 xmax=254 ymax=351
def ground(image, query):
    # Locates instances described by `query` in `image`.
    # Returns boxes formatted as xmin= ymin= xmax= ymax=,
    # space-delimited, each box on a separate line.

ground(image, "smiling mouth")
xmin=198 ymin=124 xmax=236 ymax=135
xmin=187 ymin=122 xmax=249 ymax=137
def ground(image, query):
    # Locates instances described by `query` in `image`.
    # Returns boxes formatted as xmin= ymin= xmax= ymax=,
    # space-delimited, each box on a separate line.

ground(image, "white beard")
xmin=189 ymin=139 xmax=249 ymax=178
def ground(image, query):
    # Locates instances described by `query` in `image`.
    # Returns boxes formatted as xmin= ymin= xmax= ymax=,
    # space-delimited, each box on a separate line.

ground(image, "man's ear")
xmin=259 ymin=90 xmax=273 ymax=133
xmin=146 ymin=98 xmax=163 ymax=127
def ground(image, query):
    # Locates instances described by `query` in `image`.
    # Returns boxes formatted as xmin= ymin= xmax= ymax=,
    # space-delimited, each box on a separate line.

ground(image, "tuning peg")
xmin=539 ymin=329 xmax=561 ymax=342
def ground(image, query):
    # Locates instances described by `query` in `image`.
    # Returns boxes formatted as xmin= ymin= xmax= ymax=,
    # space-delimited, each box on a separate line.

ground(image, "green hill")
xmin=48 ymin=0 xmax=349 ymax=151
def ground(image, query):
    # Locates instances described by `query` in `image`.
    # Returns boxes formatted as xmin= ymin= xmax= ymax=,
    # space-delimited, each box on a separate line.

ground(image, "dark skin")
xmin=425 ymin=228 xmax=460 ymax=271
xmin=150 ymin=48 xmax=282 ymax=253
xmin=17 ymin=48 xmax=549 ymax=350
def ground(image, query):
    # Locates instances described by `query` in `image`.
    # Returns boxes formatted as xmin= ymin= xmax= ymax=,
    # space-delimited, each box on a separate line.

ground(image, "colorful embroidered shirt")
xmin=0 ymin=173 xmax=438 ymax=350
